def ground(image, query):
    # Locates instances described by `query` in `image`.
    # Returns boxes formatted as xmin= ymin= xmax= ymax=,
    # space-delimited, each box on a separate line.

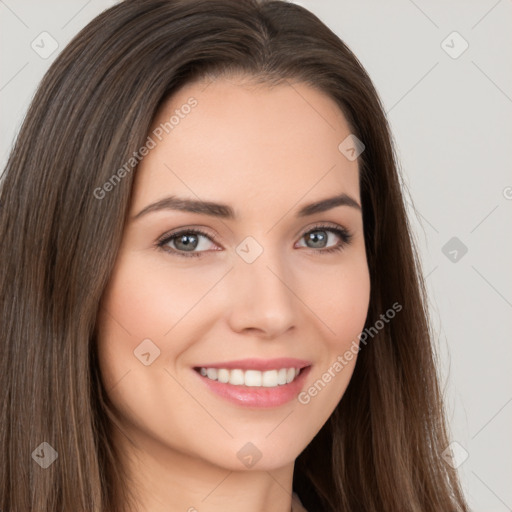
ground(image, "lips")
xmin=192 ymin=358 xmax=312 ymax=408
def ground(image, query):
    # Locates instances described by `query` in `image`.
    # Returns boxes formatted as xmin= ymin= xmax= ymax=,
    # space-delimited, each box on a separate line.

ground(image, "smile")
xmin=196 ymin=367 xmax=303 ymax=387
xmin=192 ymin=358 xmax=312 ymax=408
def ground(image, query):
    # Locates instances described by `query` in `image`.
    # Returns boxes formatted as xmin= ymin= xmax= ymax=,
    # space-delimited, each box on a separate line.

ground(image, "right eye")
xmin=156 ymin=228 xmax=220 ymax=258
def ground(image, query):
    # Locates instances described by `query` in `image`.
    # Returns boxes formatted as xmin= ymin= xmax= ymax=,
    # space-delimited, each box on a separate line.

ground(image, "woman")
xmin=0 ymin=0 xmax=469 ymax=511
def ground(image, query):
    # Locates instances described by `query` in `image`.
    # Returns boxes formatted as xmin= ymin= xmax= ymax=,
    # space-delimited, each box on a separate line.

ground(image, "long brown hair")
xmin=0 ymin=0 xmax=468 ymax=510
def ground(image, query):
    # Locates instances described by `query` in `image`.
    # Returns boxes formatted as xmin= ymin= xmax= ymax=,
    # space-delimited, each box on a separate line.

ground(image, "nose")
xmin=226 ymin=247 xmax=298 ymax=339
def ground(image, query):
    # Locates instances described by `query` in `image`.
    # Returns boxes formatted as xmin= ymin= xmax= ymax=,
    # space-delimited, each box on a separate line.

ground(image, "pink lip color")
xmin=193 ymin=359 xmax=312 ymax=408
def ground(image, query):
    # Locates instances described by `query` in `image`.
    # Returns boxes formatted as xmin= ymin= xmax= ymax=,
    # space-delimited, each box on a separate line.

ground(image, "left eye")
xmin=297 ymin=225 xmax=352 ymax=253
xmin=156 ymin=224 xmax=353 ymax=258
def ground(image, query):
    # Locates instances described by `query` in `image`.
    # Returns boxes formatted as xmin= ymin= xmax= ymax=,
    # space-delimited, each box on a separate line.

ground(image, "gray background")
xmin=1 ymin=0 xmax=511 ymax=509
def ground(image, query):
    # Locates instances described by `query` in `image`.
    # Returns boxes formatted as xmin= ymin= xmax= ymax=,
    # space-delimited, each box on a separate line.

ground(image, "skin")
xmin=96 ymin=75 xmax=371 ymax=512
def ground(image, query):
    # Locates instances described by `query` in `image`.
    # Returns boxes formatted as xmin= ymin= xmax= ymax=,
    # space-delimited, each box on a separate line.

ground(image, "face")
xmin=96 ymin=75 xmax=371 ymax=473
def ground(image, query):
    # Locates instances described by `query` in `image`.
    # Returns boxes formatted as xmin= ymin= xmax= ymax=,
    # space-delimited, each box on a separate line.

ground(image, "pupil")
xmin=177 ymin=234 xmax=197 ymax=250
xmin=309 ymin=231 xmax=326 ymax=248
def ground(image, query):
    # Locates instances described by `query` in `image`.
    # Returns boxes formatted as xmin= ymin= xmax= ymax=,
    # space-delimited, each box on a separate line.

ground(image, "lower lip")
xmin=194 ymin=367 xmax=311 ymax=408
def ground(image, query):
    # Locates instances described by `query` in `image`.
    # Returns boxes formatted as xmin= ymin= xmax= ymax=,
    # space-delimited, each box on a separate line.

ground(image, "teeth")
xmin=262 ymin=370 xmax=278 ymax=387
xmin=217 ymin=368 xmax=230 ymax=383
xmin=245 ymin=370 xmax=262 ymax=387
xmin=230 ymin=369 xmax=245 ymax=385
xmin=198 ymin=367 xmax=302 ymax=387
xmin=277 ymin=368 xmax=287 ymax=385
xmin=206 ymin=368 xmax=218 ymax=380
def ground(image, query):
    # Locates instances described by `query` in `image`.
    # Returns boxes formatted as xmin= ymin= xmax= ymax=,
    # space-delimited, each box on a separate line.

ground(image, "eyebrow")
xmin=132 ymin=192 xmax=361 ymax=221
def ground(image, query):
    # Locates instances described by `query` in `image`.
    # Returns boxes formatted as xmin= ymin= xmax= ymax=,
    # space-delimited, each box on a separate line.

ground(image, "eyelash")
xmin=156 ymin=223 xmax=353 ymax=259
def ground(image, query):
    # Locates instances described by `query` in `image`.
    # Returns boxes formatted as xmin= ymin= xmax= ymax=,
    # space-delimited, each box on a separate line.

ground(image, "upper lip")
xmin=193 ymin=358 xmax=312 ymax=371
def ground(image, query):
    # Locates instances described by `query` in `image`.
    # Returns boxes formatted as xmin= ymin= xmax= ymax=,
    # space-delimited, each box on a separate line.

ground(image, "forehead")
xmin=131 ymin=77 xmax=361 ymax=219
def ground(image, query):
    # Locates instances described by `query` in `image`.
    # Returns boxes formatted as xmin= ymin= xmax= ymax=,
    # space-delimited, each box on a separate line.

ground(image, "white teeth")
xmin=206 ymin=368 xmax=218 ymax=380
xmin=230 ymin=369 xmax=245 ymax=385
xmin=198 ymin=367 xmax=302 ymax=387
xmin=217 ymin=368 xmax=230 ymax=383
xmin=277 ymin=368 xmax=287 ymax=385
xmin=262 ymin=370 xmax=278 ymax=387
xmin=244 ymin=370 xmax=262 ymax=387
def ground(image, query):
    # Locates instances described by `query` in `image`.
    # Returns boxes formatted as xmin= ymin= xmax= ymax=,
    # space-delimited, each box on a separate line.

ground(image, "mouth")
xmin=194 ymin=366 xmax=305 ymax=387
xmin=192 ymin=358 xmax=312 ymax=408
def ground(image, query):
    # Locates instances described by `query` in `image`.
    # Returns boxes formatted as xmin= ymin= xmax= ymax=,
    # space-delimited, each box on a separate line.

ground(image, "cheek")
xmin=98 ymin=255 xmax=187 ymax=337
xmin=302 ymin=254 xmax=371 ymax=349
xmin=95 ymin=251 xmax=229 ymax=390
xmin=95 ymin=253 xmax=176 ymax=390
xmin=296 ymin=257 xmax=370 ymax=413
xmin=97 ymin=251 xmax=220 ymax=345
xmin=95 ymin=254 xmax=214 ymax=447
